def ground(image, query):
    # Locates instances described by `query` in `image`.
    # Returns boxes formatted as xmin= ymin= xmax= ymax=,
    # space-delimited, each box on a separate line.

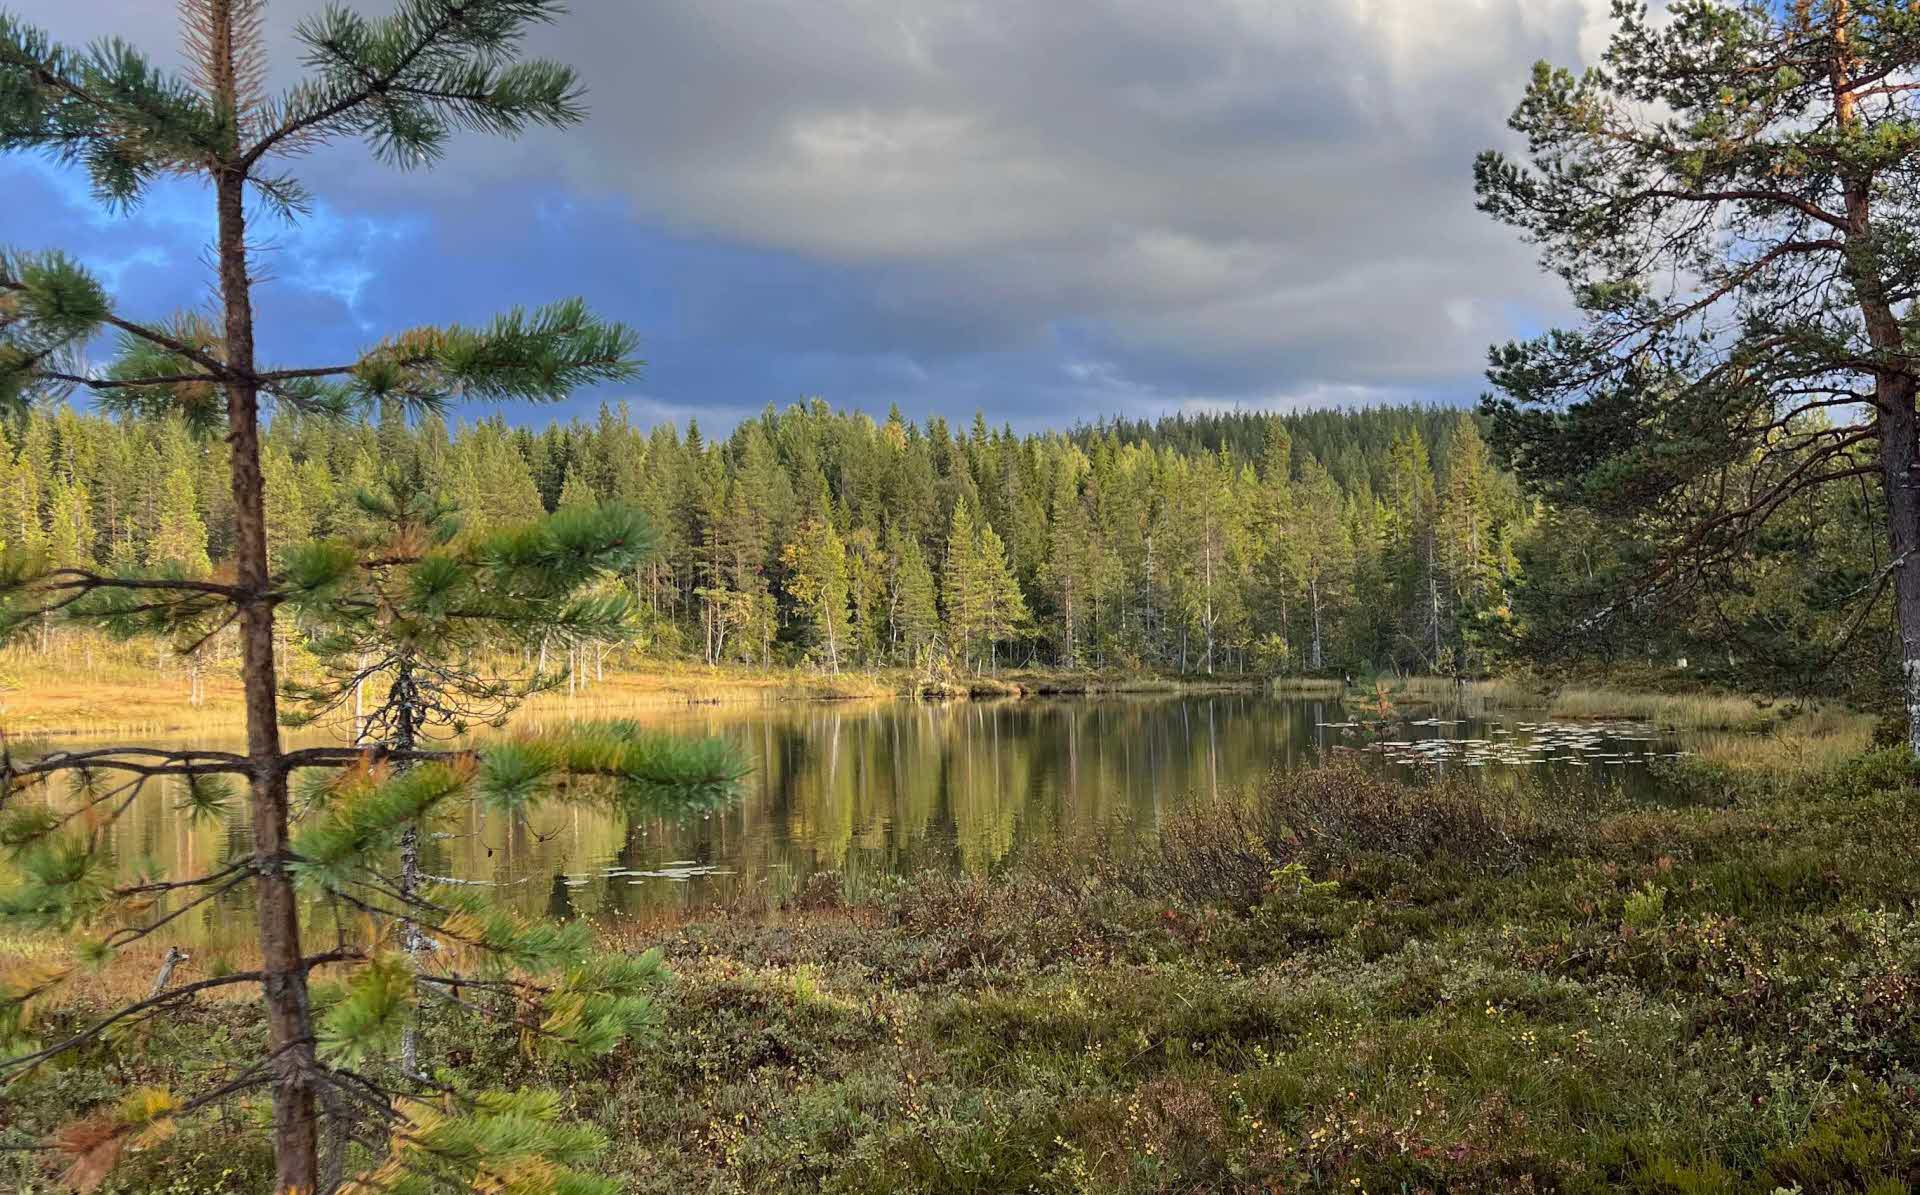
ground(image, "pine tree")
xmin=0 ymin=5 xmax=744 ymax=1193
xmin=280 ymin=480 xmax=660 ymax=1078
xmin=1476 ymin=0 xmax=1920 ymax=742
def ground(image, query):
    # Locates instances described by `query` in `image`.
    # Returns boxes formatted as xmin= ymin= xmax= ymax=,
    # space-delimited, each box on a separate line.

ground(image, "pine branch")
xmin=245 ymin=0 xmax=582 ymax=170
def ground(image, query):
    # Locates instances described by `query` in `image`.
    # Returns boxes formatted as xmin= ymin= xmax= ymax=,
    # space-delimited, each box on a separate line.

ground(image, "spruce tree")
xmin=941 ymin=499 xmax=988 ymax=670
xmin=887 ymin=527 xmax=941 ymax=667
xmin=975 ymin=519 xmax=1029 ymax=672
xmin=0 ymin=4 xmax=744 ymax=1192
xmin=1295 ymin=455 xmax=1351 ymax=672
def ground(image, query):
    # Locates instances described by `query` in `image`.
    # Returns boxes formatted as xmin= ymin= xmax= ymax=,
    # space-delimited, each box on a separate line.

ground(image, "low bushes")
xmin=10 ymin=753 xmax=1920 ymax=1194
xmin=1139 ymin=760 xmax=1573 ymax=912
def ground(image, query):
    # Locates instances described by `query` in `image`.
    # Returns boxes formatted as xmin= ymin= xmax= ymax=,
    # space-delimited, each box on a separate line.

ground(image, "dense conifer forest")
xmin=1 ymin=401 xmax=1533 ymax=678
xmin=2 ymin=397 xmax=1886 ymax=697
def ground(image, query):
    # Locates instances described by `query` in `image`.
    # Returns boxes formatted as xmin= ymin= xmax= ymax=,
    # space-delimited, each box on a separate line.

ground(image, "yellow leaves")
xmin=537 ymin=991 xmax=585 ymax=1043
xmin=0 ymin=957 xmax=69 ymax=1035
xmin=118 ymin=1085 xmax=176 ymax=1125
xmin=338 ymin=1158 xmax=408 ymax=1195
xmin=337 ymin=750 xmax=396 ymax=791
xmin=0 ymin=957 xmax=69 ymax=1001
xmin=340 ymin=1098 xmax=445 ymax=1194
xmin=389 ymin=326 xmax=451 ymax=365
xmin=439 ymin=909 xmax=487 ymax=953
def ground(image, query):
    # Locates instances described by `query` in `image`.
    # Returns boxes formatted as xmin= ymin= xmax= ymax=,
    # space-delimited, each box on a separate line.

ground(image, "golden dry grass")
xmin=0 ymin=675 xmax=247 ymax=738
xmin=0 ymin=933 xmax=261 ymax=1012
xmin=1688 ymin=707 xmax=1878 ymax=772
xmin=1266 ymin=677 xmax=1344 ymax=696
xmin=1543 ymin=686 xmax=1779 ymax=730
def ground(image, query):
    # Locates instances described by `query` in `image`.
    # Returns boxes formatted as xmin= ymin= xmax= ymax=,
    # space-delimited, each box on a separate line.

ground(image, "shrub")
xmin=1135 ymin=760 xmax=1571 ymax=911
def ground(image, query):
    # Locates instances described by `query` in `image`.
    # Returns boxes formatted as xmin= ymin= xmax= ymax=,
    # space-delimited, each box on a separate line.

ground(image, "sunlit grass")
xmin=0 ymin=933 xmax=265 ymax=1010
xmin=5 ymin=646 xmax=1276 ymax=740
xmin=1543 ymin=686 xmax=1779 ymax=730
xmin=1267 ymin=677 xmax=1344 ymax=696
xmin=1690 ymin=707 xmax=1877 ymax=772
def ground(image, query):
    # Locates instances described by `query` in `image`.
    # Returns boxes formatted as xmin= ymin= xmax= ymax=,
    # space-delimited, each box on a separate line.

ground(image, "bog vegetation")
xmin=5 ymin=0 xmax=1920 ymax=1192
xmin=10 ymin=753 xmax=1920 ymax=1194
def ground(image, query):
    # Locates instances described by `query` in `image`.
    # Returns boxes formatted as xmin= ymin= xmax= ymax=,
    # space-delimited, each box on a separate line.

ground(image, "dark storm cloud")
xmin=5 ymin=0 xmax=1620 ymax=428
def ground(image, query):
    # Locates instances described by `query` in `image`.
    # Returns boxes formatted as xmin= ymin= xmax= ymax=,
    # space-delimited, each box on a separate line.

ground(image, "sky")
xmin=4 ymin=0 xmax=1620 ymax=434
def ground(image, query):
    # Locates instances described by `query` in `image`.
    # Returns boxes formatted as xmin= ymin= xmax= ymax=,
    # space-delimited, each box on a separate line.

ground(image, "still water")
xmin=82 ymin=693 xmax=1686 ymax=942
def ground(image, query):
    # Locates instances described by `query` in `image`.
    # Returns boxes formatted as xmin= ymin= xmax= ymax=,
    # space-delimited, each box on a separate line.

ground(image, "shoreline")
xmin=0 ymin=665 xmax=1271 ymax=740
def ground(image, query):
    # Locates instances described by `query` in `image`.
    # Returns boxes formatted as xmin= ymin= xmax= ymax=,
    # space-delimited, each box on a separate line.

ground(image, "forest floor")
xmin=9 ymin=747 xmax=1920 ymax=1194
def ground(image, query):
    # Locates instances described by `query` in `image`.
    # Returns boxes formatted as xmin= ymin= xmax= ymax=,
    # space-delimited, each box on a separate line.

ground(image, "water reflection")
xmin=53 ymin=694 xmax=1682 ymax=943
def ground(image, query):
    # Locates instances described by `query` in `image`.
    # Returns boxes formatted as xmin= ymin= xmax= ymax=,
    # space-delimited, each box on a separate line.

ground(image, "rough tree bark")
xmin=207 ymin=6 xmax=319 ymax=1186
xmin=1826 ymin=1 xmax=1920 ymax=755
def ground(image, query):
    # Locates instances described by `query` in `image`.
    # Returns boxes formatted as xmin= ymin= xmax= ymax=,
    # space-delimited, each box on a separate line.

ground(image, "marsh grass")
xmin=2 ymin=639 xmax=1278 ymax=741
xmin=1689 ymin=706 xmax=1878 ymax=772
xmin=1266 ymin=677 xmax=1344 ymax=695
xmin=14 ymin=751 xmax=1920 ymax=1194
xmin=1544 ymin=686 xmax=1783 ymax=729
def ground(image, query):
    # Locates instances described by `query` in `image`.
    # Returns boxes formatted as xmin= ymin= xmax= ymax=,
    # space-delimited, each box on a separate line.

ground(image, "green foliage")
xmin=289 ymin=760 xmax=474 ymax=891
xmin=1474 ymin=0 xmax=1918 ymax=704
xmin=172 ymin=774 xmax=234 ymax=825
xmin=19 ymin=752 xmax=1920 ymax=1194
xmin=0 ymin=18 xmax=221 ymax=207
xmin=317 ymin=953 xmax=414 ymax=1067
xmin=0 ymin=2 xmax=737 ymax=1191
xmin=279 ymin=0 xmax=586 ymax=169
xmin=350 ymin=299 xmax=640 ymax=415
xmin=0 ymin=833 xmax=109 ymax=927
xmin=1623 ymin=881 xmax=1668 ymax=931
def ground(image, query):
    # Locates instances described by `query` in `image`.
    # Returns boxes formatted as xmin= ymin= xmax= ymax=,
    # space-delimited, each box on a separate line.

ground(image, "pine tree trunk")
xmin=216 ymin=154 xmax=319 ymax=1193
xmin=1828 ymin=4 xmax=1920 ymax=756
xmin=1876 ymin=380 xmax=1920 ymax=756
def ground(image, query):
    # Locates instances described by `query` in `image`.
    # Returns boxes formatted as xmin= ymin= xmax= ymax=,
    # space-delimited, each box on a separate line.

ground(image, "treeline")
xmin=0 ymin=401 xmax=1535 ymax=677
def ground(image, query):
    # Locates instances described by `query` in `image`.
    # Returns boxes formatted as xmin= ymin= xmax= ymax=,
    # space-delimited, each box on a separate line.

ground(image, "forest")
xmin=1 ymin=396 xmax=1888 ymax=705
